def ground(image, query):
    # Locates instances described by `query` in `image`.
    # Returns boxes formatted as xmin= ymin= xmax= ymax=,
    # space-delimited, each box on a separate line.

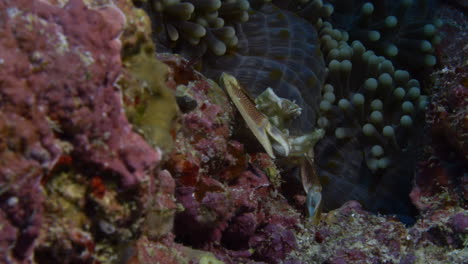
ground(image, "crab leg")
xmin=302 ymin=150 xmax=323 ymax=224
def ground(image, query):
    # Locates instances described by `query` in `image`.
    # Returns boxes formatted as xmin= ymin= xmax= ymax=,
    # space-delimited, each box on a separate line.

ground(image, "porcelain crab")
xmin=220 ymin=73 xmax=324 ymax=223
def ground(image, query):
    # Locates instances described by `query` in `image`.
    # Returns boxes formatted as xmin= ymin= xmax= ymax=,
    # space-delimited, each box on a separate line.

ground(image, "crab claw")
xmin=221 ymin=72 xmax=323 ymax=222
xmin=220 ymin=72 xmax=290 ymax=158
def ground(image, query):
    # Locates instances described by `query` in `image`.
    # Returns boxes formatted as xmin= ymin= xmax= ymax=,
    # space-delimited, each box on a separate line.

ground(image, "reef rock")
xmin=411 ymin=2 xmax=467 ymax=213
xmin=160 ymin=54 xmax=302 ymax=264
xmin=290 ymin=201 xmax=467 ymax=264
xmin=0 ymin=0 xmax=165 ymax=262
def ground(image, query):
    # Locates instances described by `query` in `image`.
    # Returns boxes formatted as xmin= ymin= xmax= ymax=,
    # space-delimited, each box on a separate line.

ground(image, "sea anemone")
xmin=314 ymin=20 xmax=428 ymax=215
xmin=144 ymin=0 xmax=438 ymax=216
xmin=147 ymin=0 xmax=251 ymax=56
xmin=323 ymin=0 xmax=441 ymax=70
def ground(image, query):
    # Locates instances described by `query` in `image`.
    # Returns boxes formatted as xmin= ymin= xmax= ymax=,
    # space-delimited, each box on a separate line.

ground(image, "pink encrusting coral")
xmin=0 ymin=0 xmax=163 ymax=262
xmin=160 ymin=55 xmax=303 ymax=264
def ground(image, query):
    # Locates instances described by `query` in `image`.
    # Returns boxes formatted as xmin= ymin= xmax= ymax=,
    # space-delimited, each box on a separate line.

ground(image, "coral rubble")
xmin=290 ymin=201 xmax=467 ymax=264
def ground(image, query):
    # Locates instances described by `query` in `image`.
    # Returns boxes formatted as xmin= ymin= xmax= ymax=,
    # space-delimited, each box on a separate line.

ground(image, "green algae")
xmin=116 ymin=0 xmax=179 ymax=154
xmin=183 ymin=247 xmax=225 ymax=264
xmin=120 ymin=48 xmax=178 ymax=154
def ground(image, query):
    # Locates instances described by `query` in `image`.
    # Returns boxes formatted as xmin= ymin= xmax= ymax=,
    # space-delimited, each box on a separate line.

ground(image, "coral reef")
xmin=0 ymin=0 xmax=185 ymax=263
xmin=0 ymin=0 xmax=465 ymax=263
xmin=0 ymin=0 xmax=157 ymax=261
xmin=146 ymin=0 xmax=442 ymax=215
xmin=161 ymin=55 xmax=302 ymax=263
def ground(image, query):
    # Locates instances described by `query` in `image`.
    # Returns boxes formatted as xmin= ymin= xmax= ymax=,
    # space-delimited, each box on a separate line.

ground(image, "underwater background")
xmin=0 ymin=0 xmax=466 ymax=263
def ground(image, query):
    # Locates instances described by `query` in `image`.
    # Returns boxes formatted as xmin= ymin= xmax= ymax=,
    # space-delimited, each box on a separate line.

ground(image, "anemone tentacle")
xmin=144 ymin=0 xmax=437 ymax=215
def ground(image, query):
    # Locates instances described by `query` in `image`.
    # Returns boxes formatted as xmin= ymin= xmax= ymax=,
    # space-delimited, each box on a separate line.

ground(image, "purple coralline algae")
xmin=160 ymin=54 xmax=302 ymax=263
xmin=0 ymin=0 xmax=173 ymax=262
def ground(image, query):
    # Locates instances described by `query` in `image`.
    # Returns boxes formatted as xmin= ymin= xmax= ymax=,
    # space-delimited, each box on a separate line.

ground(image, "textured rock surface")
xmin=160 ymin=55 xmax=302 ymax=264
xmin=0 ymin=0 xmax=169 ymax=262
xmin=289 ymin=201 xmax=467 ymax=264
